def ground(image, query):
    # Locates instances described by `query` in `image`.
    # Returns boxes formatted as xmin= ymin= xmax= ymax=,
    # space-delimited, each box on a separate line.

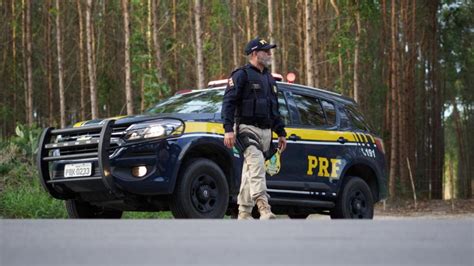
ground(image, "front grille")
xmin=46 ymin=126 xmax=127 ymax=158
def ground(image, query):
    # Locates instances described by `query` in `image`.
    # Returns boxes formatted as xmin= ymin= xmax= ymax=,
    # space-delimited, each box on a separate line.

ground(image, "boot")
xmin=237 ymin=211 xmax=253 ymax=220
xmin=256 ymin=198 xmax=276 ymax=220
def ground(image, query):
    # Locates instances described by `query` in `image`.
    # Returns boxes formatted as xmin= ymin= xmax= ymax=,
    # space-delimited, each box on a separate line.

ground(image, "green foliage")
xmin=0 ymin=133 xmax=173 ymax=218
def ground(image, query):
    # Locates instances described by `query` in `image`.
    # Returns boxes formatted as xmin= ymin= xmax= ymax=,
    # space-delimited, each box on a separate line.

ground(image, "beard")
xmin=257 ymin=54 xmax=272 ymax=67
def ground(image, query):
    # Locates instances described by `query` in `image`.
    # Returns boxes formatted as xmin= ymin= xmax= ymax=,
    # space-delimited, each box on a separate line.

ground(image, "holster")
xmin=236 ymin=130 xmax=278 ymax=160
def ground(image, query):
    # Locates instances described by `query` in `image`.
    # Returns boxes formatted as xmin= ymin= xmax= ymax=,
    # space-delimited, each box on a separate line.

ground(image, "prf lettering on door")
xmin=306 ymin=156 xmax=343 ymax=180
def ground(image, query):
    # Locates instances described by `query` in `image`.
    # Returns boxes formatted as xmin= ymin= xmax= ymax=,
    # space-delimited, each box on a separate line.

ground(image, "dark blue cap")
xmin=244 ymin=37 xmax=277 ymax=55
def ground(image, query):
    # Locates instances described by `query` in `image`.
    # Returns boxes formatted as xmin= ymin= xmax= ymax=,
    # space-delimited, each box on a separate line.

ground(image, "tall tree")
xmin=353 ymin=0 xmax=361 ymax=102
xmin=55 ymin=0 xmax=66 ymax=128
xmin=122 ymin=0 xmax=133 ymax=115
xmin=85 ymin=0 xmax=98 ymax=119
xmin=231 ymin=0 xmax=238 ymax=68
xmin=267 ymin=0 xmax=276 ymax=72
xmin=388 ymin=0 xmax=399 ymax=197
xmin=45 ymin=0 xmax=54 ymax=125
xmin=24 ymin=0 xmax=33 ymax=126
xmin=330 ymin=0 xmax=344 ymax=90
xmin=194 ymin=0 xmax=205 ymax=89
xmin=151 ymin=0 xmax=163 ymax=81
xmin=304 ymin=0 xmax=313 ymax=87
xmin=76 ymin=0 xmax=86 ymax=121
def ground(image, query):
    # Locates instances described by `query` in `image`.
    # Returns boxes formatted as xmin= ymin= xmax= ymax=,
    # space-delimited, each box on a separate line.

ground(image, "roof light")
xmin=286 ymin=72 xmax=296 ymax=83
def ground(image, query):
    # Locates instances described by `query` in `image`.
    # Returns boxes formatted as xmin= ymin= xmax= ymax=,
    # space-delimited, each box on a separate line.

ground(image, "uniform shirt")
xmin=222 ymin=63 xmax=287 ymax=137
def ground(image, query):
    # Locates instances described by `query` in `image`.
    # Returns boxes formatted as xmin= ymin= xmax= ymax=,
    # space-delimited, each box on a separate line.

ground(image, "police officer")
xmin=222 ymin=37 xmax=287 ymax=220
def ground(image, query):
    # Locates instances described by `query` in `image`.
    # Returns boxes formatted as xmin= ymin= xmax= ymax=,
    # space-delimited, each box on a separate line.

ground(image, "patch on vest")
xmin=273 ymin=85 xmax=277 ymax=94
xmin=265 ymin=150 xmax=281 ymax=176
xmin=228 ymin=78 xmax=234 ymax=87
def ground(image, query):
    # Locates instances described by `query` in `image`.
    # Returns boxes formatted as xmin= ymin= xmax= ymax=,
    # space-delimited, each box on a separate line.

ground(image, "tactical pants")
xmin=237 ymin=124 xmax=272 ymax=213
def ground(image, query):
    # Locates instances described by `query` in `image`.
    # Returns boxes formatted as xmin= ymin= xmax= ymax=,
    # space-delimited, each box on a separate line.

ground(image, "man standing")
xmin=222 ymin=37 xmax=287 ymax=220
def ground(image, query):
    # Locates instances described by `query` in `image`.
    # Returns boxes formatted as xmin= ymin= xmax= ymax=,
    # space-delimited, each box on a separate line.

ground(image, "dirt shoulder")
xmin=374 ymin=199 xmax=474 ymax=219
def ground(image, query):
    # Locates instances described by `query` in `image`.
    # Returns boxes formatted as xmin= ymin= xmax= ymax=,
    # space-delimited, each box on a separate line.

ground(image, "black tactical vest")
xmin=237 ymin=66 xmax=279 ymax=121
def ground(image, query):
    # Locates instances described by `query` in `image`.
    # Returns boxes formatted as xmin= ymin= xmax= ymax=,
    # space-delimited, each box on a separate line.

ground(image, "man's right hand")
xmin=224 ymin=132 xmax=236 ymax=149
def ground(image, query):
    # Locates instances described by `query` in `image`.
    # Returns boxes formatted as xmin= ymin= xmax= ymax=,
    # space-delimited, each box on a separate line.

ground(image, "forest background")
xmin=0 ymin=0 xmax=472 ymax=218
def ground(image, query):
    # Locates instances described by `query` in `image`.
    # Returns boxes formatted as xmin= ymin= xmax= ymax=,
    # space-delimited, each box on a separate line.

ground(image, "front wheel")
xmin=65 ymin=200 xmax=123 ymax=218
xmin=330 ymin=176 xmax=374 ymax=219
xmin=170 ymin=159 xmax=229 ymax=218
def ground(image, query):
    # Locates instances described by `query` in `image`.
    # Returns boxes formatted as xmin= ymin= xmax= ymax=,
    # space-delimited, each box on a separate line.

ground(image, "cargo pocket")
xmin=254 ymin=98 xmax=269 ymax=117
xmin=241 ymin=99 xmax=254 ymax=117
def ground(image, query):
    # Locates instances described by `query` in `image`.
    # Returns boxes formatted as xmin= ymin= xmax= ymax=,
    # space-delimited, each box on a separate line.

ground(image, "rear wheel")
xmin=65 ymin=200 xmax=123 ymax=218
xmin=331 ymin=176 xmax=374 ymax=219
xmin=170 ymin=159 xmax=229 ymax=218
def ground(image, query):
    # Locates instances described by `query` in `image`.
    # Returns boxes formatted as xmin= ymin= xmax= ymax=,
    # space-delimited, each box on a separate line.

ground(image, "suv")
xmin=37 ymin=81 xmax=387 ymax=219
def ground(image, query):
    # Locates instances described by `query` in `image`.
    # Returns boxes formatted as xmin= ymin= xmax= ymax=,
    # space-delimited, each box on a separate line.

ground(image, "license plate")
xmin=64 ymin=163 xmax=92 ymax=178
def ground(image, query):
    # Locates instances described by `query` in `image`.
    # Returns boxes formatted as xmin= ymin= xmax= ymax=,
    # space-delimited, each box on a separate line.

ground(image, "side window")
xmin=291 ymin=93 xmax=326 ymax=127
xmin=345 ymin=106 xmax=372 ymax=132
xmin=321 ymin=100 xmax=336 ymax=126
xmin=277 ymin=91 xmax=290 ymax=125
xmin=339 ymin=107 xmax=351 ymax=130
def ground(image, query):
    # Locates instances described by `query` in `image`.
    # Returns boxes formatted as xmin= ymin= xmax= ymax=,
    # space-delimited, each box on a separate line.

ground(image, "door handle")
xmin=337 ymin=136 xmax=348 ymax=144
xmin=289 ymin=134 xmax=301 ymax=141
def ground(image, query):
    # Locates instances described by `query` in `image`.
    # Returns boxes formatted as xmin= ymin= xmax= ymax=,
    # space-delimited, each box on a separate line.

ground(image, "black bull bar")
xmin=36 ymin=119 xmax=122 ymax=199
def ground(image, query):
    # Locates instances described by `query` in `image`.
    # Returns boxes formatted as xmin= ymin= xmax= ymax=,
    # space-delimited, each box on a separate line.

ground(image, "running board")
xmin=269 ymin=198 xmax=335 ymax=209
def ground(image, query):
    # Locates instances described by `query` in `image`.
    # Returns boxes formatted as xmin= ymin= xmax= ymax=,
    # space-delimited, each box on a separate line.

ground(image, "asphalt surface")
xmin=1 ymin=219 xmax=473 ymax=266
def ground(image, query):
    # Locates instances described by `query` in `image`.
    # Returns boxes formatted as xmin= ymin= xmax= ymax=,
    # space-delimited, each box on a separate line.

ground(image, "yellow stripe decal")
xmin=184 ymin=122 xmax=225 ymax=135
xmin=184 ymin=122 xmax=357 ymax=142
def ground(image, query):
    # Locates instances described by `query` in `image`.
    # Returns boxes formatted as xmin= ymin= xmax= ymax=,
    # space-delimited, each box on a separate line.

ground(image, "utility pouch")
xmin=241 ymin=99 xmax=255 ymax=117
xmin=254 ymin=98 xmax=269 ymax=117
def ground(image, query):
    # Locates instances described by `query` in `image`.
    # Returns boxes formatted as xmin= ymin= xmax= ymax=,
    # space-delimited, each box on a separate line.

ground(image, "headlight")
xmin=123 ymin=119 xmax=184 ymax=141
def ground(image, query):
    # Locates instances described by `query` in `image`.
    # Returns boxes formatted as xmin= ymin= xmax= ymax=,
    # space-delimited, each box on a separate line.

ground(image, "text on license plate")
xmin=64 ymin=163 xmax=92 ymax=178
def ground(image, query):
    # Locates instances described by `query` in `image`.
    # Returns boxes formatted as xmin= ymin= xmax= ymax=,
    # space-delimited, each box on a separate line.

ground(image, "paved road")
xmin=1 ymin=219 xmax=473 ymax=266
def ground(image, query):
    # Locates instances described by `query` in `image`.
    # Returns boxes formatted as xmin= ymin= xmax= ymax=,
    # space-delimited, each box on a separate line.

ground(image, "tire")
xmin=330 ymin=176 xmax=374 ymax=219
xmin=170 ymin=158 xmax=229 ymax=218
xmin=288 ymin=213 xmax=309 ymax=219
xmin=65 ymin=200 xmax=123 ymax=219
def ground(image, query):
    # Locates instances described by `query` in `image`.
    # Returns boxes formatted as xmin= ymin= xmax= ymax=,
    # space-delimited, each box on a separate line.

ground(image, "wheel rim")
xmin=347 ymin=189 xmax=369 ymax=218
xmin=190 ymin=174 xmax=218 ymax=214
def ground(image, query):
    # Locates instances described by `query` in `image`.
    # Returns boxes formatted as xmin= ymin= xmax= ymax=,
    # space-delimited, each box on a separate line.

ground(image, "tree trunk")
xmin=312 ymin=0 xmax=319 ymax=87
xmin=172 ymin=0 xmax=178 ymax=90
xmin=86 ymin=0 xmax=98 ymax=119
xmin=11 ymin=0 xmax=17 ymax=129
xmin=353 ymin=0 xmax=361 ymax=103
xmin=388 ymin=0 xmax=399 ymax=198
xmin=24 ymin=0 xmax=33 ymax=126
xmin=267 ymin=0 xmax=276 ymax=72
xmin=193 ymin=0 xmax=205 ymax=89
xmin=46 ymin=0 xmax=54 ymax=125
xmin=151 ymin=0 xmax=163 ymax=81
xmin=231 ymin=0 xmax=238 ymax=68
xmin=252 ymin=0 xmax=258 ymax=36
xmin=122 ymin=0 xmax=134 ymax=115
xmin=76 ymin=0 xmax=86 ymax=121
xmin=55 ymin=0 xmax=66 ymax=128
xmin=296 ymin=0 xmax=305 ymax=84
xmin=245 ymin=0 xmax=251 ymax=40
xmin=304 ymin=0 xmax=313 ymax=87
xmin=281 ymin=1 xmax=288 ymax=74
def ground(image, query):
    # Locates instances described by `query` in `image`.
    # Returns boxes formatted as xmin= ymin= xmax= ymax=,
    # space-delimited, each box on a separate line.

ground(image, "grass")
xmin=0 ymin=164 xmax=174 ymax=219
xmin=0 ymin=144 xmax=173 ymax=219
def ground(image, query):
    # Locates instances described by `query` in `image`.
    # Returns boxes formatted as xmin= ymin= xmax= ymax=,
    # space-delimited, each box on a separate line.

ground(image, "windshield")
xmin=146 ymin=89 xmax=224 ymax=114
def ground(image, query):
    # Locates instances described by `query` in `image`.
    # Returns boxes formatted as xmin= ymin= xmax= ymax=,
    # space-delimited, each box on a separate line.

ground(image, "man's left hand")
xmin=278 ymin=136 xmax=287 ymax=153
